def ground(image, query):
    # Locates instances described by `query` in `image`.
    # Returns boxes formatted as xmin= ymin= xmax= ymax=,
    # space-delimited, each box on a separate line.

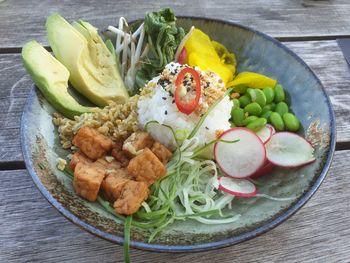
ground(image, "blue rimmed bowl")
xmin=21 ymin=17 xmax=336 ymax=252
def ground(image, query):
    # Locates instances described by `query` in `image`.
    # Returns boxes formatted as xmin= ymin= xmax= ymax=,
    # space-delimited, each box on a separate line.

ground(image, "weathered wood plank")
xmin=0 ymin=40 xmax=349 ymax=163
xmin=1 ymin=150 xmax=349 ymax=263
xmin=1 ymin=0 xmax=350 ymax=48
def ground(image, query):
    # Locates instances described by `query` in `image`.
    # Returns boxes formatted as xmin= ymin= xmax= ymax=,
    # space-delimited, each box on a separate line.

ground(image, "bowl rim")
xmin=20 ymin=16 xmax=336 ymax=253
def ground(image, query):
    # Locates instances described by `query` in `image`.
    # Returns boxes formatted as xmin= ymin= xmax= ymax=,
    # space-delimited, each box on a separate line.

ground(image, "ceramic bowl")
xmin=21 ymin=17 xmax=336 ymax=252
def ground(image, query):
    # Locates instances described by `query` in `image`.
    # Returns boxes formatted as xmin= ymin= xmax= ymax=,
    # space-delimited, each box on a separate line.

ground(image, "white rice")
xmin=137 ymin=84 xmax=232 ymax=151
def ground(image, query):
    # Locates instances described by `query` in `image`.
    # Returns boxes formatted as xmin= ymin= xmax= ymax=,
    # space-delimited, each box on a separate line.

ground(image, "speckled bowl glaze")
xmin=21 ymin=17 xmax=336 ymax=252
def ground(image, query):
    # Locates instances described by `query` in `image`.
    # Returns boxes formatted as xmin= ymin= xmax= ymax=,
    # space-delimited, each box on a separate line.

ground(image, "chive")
xmin=124 ymin=216 xmax=132 ymax=263
xmin=38 ymin=163 xmax=46 ymax=170
xmin=191 ymin=138 xmax=239 ymax=158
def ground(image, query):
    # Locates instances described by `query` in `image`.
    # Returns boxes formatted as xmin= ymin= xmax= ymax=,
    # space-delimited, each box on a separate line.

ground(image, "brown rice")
xmin=53 ymin=95 xmax=140 ymax=149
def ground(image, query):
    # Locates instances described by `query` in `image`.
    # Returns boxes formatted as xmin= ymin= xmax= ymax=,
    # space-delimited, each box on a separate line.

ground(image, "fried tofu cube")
xmin=73 ymin=162 xmax=105 ymax=202
xmin=72 ymin=127 xmax=113 ymax=160
xmin=101 ymin=168 xmax=133 ymax=202
xmin=95 ymin=157 xmax=121 ymax=171
xmin=127 ymin=148 xmax=166 ymax=185
xmin=69 ymin=151 xmax=92 ymax=170
xmin=111 ymin=142 xmax=130 ymax=167
xmin=113 ymin=181 xmax=149 ymax=215
xmin=122 ymin=131 xmax=154 ymax=157
xmin=151 ymin=142 xmax=172 ymax=164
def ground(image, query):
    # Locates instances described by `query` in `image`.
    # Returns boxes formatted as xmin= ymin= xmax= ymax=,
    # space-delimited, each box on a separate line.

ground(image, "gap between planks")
xmin=1 ymin=35 xmax=350 ymax=54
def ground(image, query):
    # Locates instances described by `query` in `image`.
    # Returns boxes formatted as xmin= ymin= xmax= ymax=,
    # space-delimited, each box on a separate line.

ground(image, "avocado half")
xmin=22 ymin=40 xmax=95 ymax=119
xmin=46 ymin=13 xmax=129 ymax=107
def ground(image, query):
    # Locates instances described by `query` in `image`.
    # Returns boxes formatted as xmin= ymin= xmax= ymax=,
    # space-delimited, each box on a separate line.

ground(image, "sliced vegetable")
xmin=228 ymin=72 xmax=277 ymax=89
xmin=255 ymin=125 xmax=273 ymax=143
xmin=265 ymin=132 xmax=315 ymax=167
xmin=184 ymin=28 xmax=236 ymax=85
xmin=251 ymin=160 xmax=275 ymax=178
xmin=214 ymin=128 xmax=266 ymax=178
xmin=218 ymin=176 xmax=257 ymax=197
xmin=174 ymin=67 xmax=201 ymax=115
xmin=174 ymin=26 xmax=194 ymax=61
xmin=266 ymin=124 xmax=276 ymax=135
xmin=177 ymin=47 xmax=187 ymax=64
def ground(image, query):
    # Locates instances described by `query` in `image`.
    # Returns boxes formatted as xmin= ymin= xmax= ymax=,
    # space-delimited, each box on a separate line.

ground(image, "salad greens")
xmin=135 ymin=8 xmax=186 ymax=91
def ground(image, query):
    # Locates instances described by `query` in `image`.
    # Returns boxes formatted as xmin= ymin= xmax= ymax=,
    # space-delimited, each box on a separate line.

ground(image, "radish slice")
xmin=174 ymin=26 xmax=195 ymax=61
xmin=214 ymin=128 xmax=266 ymax=178
xmin=266 ymin=132 xmax=316 ymax=168
xmin=256 ymin=125 xmax=272 ymax=144
xmin=177 ymin=47 xmax=187 ymax=64
xmin=266 ymin=124 xmax=276 ymax=135
xmin=251 ymin=160 xmax=275 ymax=178
xmin=218 ymin=176 xmax=257 ymax=197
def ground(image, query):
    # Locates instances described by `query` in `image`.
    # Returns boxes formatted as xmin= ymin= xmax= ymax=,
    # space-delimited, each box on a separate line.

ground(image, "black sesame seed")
xmin=172 ymin=99 xmax=175 ymax=104
xmin=205 ymin=126 xmax=209 ymax=130
xmin=165 ymin=110 xmax=168 ymax=115
xmin=162 ymin=97 xmax=166 ymax=100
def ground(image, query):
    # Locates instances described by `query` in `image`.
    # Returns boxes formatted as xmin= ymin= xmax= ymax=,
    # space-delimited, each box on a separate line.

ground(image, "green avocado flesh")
xmin=46 ymin=13 xmax=129 ymax=107
xmin=21 ymin=40 xmax=94 ymax=119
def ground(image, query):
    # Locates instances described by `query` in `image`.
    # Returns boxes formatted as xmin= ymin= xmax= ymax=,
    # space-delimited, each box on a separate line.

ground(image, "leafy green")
xmin=135 ymin=8 xmax=185 ymax=91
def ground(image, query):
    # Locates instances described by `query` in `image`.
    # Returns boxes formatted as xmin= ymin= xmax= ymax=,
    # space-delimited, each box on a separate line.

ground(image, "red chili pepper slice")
xmin=175 ymin=67 xmax=201 ymax=115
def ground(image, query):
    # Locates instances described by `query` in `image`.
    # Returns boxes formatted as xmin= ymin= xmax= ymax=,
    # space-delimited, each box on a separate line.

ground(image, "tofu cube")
xmin=122 ymin=131 xmax=154 ymax=157
xmin=151 ymin=142 xmax=172 ymax=164
xmin=127 ymin=148 xmax=166 ymax=185
xmin=69 ymin=151 xmax=92 ymax=170
xmin=113 ymin=180 xmax=149 ymax=215
xmin=72 ymin=127 xmax=113 ymax=160
xmin=73 ymin=162 xmax=105 ymax=202
xmin=101 ymin=168 xmax=133 ymax=202
xmin=111 ymin=141 xmax=130 ymax=167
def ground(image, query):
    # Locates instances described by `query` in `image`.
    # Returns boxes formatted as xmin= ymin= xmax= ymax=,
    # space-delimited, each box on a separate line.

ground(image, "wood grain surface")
xmin=1 ymin=150 xmax=349 ymax=263
xmin=1 ymin=0 xmax=350 ymax=49
xmin=1 ymin=1 xmax=350 ymax=262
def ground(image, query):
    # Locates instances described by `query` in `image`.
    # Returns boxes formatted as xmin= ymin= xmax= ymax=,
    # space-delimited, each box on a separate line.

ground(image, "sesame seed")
xmin=162 ymin=97 xmax=166 ymax=100
xmin=205 ymin=126 xmax=209 ymax=130
xmin=165 ymin=110 xmax=168 ymax=115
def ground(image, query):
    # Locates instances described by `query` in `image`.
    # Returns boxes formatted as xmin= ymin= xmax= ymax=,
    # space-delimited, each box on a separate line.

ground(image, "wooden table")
xmin=1 ymin=0 xmax=350 ymax=262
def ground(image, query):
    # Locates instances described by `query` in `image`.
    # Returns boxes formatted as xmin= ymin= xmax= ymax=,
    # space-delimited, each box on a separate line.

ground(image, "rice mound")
xmin=137 ymin=64 xmax=232 ymax=150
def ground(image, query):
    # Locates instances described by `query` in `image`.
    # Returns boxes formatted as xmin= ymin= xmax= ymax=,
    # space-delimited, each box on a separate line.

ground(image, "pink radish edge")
xmin=218 ymin=177 xmax=257 ymax=197
xmin=266 ymin=132 xmax=316 ymax=168
xmin=266 ymin=124 xmax=276 ymax=135
xmin=214 ymin=127 xmax=266 ymax=179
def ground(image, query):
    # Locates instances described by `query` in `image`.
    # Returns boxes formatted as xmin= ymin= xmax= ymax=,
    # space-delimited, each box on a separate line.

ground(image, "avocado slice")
xmin=46 ymin=13 xmax=129 ymax=107
xmin=21 ymin=40 xmax=95 ymax=119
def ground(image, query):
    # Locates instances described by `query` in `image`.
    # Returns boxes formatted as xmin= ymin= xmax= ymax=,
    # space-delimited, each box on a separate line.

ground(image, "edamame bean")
xmin=248 ymin=89 xmax=266 ymax=107
xmin=263 ymin=87 xmax=275 ymax=104
xmin=231 ymin=108 xmax=245 ymax=126
xmin=233 ymin=85 xmax=248 ymax=94
xmin=268 ymin=102 xmax=276 ymax=111
xmin=270 ymin=112 xmax=285 ymax=131
xmin=232 ymin=99 xmax=240 ymax=110
xmin=242 ymin=116 xmax=258 ymax=126
xmin=246 ymin=118 xmax=267 ymax=132
xmin=274 ymin=84 xmax=285 ymax=103
xmin=275 ymin=102 xmax=289 ymax=116
xmin=244 ymin=102 xmax=262 ymax=116
xmin=239 ymin=95 xmax=251 ymax=107
xmin=262 ymin=104 xmax=273 ymax=114
xmin=283 ymin=113 xmax=300 ymax=132
xmin=261 ymin=110 xmax=272 ymax=121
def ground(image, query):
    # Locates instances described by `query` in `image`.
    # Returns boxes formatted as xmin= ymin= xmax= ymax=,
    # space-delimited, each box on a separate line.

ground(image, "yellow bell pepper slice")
xmin=227 ymin=71 xmax=277 ymax=89
xmin=184 ymin=29 xmax=236 ymax=85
